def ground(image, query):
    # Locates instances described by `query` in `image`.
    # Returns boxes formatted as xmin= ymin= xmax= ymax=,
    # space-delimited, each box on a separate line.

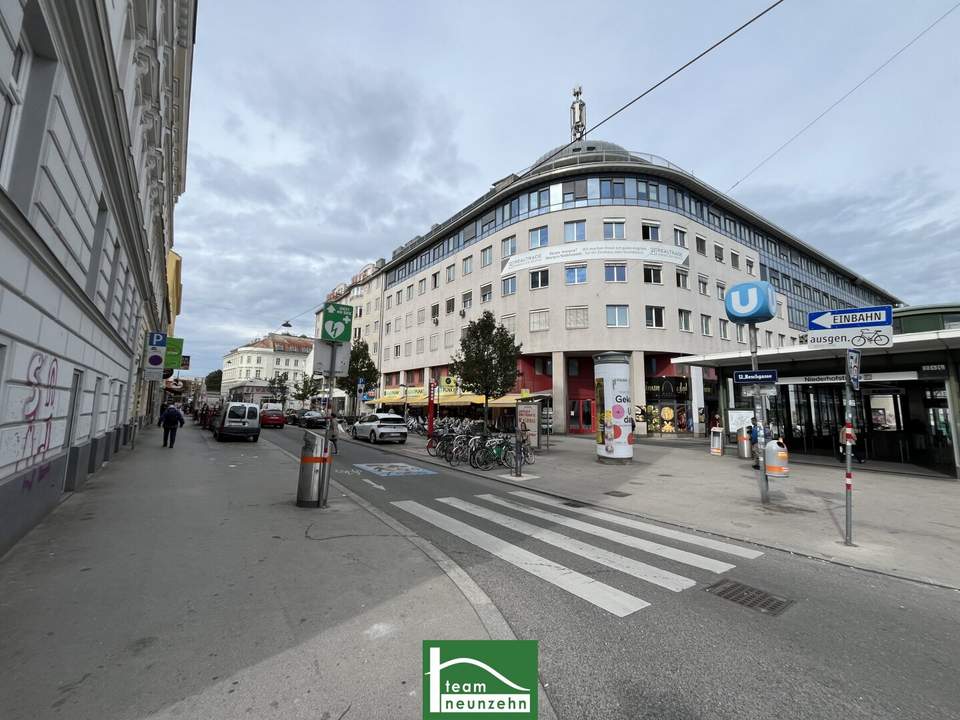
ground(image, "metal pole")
xmin=749 ymin=324 xmax=769 ymax=504
xmin=515 ymin=401 xmax=522 ymax=478
xmin=319 ymin=342 xmax=337 ymax=508
xmin=844 ymin=381 xmax=854 ymax=545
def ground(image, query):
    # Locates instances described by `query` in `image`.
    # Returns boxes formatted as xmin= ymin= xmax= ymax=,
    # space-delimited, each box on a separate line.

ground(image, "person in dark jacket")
xmin=159 ymin=404 xmax=185 ymax=448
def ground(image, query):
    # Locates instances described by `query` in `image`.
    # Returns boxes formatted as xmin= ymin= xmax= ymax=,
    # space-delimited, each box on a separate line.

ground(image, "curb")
xmin=342 ymin=435 xmax=960 ymax=593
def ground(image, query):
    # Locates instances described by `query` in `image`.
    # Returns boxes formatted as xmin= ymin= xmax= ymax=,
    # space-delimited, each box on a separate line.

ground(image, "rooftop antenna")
xmin=570 ymin=86 xmax=586 ymax=141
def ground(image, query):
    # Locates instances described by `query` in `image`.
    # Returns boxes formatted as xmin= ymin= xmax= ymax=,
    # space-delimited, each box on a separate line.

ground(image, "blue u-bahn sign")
xmin=725 ymin=281 xmax=777 ymax=324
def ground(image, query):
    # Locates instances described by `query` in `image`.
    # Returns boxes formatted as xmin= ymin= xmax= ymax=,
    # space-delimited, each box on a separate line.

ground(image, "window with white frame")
xmin=701 ymin=314 xmax=713 ymax=336
xmin=676 ymin=269 xmax=689 ymax=289
xmin=678 ymin=309 xmax=691 ymax=331
xmin=501 ymin=236 xmax=516 ymax=257
xmin=607 ymin=305 xmax=629 ymax=327
xmin=565 ymin=264 xmax=587 ymax=285
xmin=406 ymin=284 xmax=413 ymax=301
xmin=446 ymin=264 xmax=455 ymax=282
xmin=462 ymin=291 xmax=472 ymax=309
xmin=445 ymin=297 xmax=455 ymax=314
xmin=698 ymin=275 xmax=709 ymax=295
xmin=0 ymin=35 xmax=31 ymax=185
xmin=416 ymin=337 xmax=424 ymax=354
xmin=643 ymin=265 xmax=662 ymax=284
xmin=696 ymin=236 xmax=707 ymax=255
xmin=481 ymin=245 xmax=493 ymax=266
xmin=529 ymin=309 xmax=550 ymax=332
xmin=564 ymin=220 xmax=586 ymax=242
xmin=604 ymin=263 xmax=626 ymax=282
xmin=417 ymin=307 xmax=425 ymax=324
xmin=529 ymin=226 xmax=549 ymax=248
xmin=462 ymin=255 xmax=473 ymax=275
xmin=719 ymin=318 xmax=729 ymax=339
xmin=603 ymin=220 xmax=625 ymax=240
xmin=431 ymin=303 xmax=439 ymax=319
xmin=641 ymin=223 xmax=660 ymax=242
xmin=418 ymin=278 xmax=426 ymax=294
xmin=737 ymin=324 xmax=746 ymax=343
xmin=431 ymin=271 xmax=440 ymax=289
xmin=746 ymin=258 xmax=755 ymax=275
xmin=395 ymin=290 xmax=402 ymax=304
xmin=444 ymin=330 xmax=454 ymax=348
xmin=714 ymin=244 xmax=725 ymax=263
xmin=386 ymin=295 xmax=393 ymax=310
xmin=429 ymin=333 xmax=439 ymax=351
xmin=403 ymin=342 xmax=412 ymax=357
xmin=645 ymin=305 xmax=664 ymax=328
xmin=480 ymin=283 xmax=492 ymax=303
xmin=385 ymin=321 xmax=391 ymax=335
xmin=716 ymin=282 xmax=726 ymax=300
xmin=778 ymin=333 xmax=785 ymax=347
xmin=730 ymin=251 xmax=740 ymax=270
xmin=765 ymin=330 xmax=773 ymax=347
xmin=394 ymin=344 xmax=401 ymax=358
xmin=502 ymin=275 xmax=516 ymax=296
xmin=405 ymin=312 xmax=413 ymax=328
xmin=501 ymin=314 xmax=516 ymax=333
xmin=529 ymin=268 xmax=549 ymax=289
xmin=565 ymin=306 xmax=589 ymax=329
xmin=674 ymin=228 xmax=687 ymax=248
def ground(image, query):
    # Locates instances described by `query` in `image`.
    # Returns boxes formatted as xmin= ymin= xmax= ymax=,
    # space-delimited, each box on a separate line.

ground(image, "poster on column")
xmin=593 ymin=353 xmax=634 ymax=461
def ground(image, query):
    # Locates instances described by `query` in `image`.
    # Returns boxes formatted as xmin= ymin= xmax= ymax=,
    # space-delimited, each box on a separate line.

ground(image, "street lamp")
xmin=281 ymin=321 xmax=292 ymax=328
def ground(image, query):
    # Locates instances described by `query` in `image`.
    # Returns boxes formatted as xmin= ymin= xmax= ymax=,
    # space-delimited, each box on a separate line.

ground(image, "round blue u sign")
xmin=725 ymin=281 xmax=776 ymax=324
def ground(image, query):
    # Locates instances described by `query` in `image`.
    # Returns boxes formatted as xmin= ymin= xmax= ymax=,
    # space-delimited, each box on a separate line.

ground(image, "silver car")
xmin=351 ymin=413 xmax=408 ymax=444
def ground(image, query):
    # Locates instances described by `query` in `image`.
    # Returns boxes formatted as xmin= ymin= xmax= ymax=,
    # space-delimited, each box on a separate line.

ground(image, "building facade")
xmin=221 ymin=333 xmax=313 ymax=404
xmin=0 ymin=0 xmax=196 ymax=554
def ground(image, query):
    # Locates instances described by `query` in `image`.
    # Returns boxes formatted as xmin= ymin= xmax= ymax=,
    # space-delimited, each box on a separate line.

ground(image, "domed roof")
xmin=532 ymin=139 xmax=632 ymax=169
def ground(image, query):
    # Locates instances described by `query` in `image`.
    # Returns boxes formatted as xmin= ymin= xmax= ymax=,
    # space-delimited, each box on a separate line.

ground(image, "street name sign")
xmin=807 ymin=305 xmax=893 ymax=349
xmin=319 ymin=302 xmax=353 ymax=343
xmin=734 ymin=369 xmax=778 ymax=384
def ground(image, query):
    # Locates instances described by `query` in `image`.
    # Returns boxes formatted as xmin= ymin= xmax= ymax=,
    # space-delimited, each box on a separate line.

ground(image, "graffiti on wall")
xmin=17 ymin=352 xmax=59 ymax=491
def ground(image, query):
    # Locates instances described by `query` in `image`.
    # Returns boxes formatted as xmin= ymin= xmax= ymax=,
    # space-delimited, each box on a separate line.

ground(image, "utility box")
xmin=710 ymin=427 xmax=725 ymax=456
xmin=765 ymin=439 xmax=789 ymax=478
xmin=737 ymin=427 xmax=753 ymax=459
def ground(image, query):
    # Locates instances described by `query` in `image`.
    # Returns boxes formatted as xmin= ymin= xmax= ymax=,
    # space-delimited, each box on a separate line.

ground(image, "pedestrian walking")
xmin=838 ymin=425 xmax=865 ymax=463
xmin=328 ymin=411 xmax=339 ymax=455
xmin=749 ymin=416 xmax=761 ymax=469
xmin=159 ymin=403 xmax=185 ymax=448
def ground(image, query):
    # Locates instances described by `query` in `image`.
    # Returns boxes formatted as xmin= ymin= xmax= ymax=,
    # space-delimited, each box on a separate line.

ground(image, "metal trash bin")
xmin=764 ymin=439 xmax=789 ymax=478
xmin=709 ymin=427 xmax=725 ymax=456
xmin=737 ymin=427 xmax=753 ymax=459
xmin=296 ymin=431 xmax=328 ymax=507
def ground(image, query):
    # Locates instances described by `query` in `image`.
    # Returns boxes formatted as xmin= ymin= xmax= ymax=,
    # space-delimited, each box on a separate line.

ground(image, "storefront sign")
xmin=918 ymin=363 xmax=948 ymax=380
xmin=501 ymin=241 xmax=688 ymax=276
xmin=777 ymin=371 xmax=918 ymax=385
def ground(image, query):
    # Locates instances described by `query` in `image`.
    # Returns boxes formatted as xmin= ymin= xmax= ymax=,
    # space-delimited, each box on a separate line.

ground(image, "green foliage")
xmin=292 ymin=374 xmax=324 ymax=404
xmin=205 ymin=369 xmax=222 ymax=391
xmin=336 ymin=340 xmax=380 ymax=394
xmin=266 ymin=372 xmax=290 ymax=404
xmin=450 ymin=311 xmax=522 ymax=425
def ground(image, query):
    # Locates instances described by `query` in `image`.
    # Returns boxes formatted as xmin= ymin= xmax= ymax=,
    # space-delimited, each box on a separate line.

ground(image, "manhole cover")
xmin=562 ymin=501 xmax=585 ymax=508
xmin=604 ymin=490 xmax=631 ymax=498
xmin=704 ymin=579 xmax=793 ymax=616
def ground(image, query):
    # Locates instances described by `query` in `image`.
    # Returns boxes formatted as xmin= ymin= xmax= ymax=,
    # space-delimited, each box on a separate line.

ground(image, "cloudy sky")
xmin=173 ymin=0 xmax=960 ymax=376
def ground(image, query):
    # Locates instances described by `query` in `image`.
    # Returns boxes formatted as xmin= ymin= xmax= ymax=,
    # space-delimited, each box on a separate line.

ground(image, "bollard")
xmin=296 ymin=431 xmax=328 ymax=508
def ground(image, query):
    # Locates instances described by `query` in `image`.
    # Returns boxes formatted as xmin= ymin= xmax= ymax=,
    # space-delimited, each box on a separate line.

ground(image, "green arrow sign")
xmin=319 ymin=303 xmax=353 ymax=343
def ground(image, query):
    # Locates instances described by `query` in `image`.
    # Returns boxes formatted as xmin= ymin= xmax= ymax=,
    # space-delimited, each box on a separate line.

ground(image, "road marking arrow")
xmin=361 ymin=478 xmax=386 ymax=491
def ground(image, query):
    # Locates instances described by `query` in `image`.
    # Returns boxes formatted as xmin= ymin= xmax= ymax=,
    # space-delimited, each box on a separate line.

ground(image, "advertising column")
xmin=593 ymin=352 xmax=633 ymax=464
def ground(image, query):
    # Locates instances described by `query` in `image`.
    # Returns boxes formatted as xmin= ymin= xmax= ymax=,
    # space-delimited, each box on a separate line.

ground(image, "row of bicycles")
xmin=426 ymin=428 xmax=536 ymax=471
xmin=406 ymin=416 xmax=478 ymax=437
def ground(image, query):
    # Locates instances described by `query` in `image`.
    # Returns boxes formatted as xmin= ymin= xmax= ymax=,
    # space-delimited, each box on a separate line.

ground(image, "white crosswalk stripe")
xmin=509 ymin=490 xmax=763 ymax=560
xmin=392 ymin=500 xmax=649 ymax=617
xmin=477 ymin=494 xmax=736 ymax=573
xmin=436 ymin=496 xmax=695 ymax=592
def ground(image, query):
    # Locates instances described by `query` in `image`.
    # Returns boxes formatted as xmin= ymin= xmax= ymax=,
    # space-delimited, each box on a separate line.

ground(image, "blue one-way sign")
xmin=808 ymin=305 xmax=892 ymax=330
xmin=734 ymin=370 xmax=778 ymax=384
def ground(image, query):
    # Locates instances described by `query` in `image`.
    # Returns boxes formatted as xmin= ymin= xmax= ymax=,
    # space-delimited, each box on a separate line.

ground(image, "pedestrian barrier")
xmin=737 ymin=427 xmax=753 ymax=459
xmin=764 ymin=439 xmax=789 ymax=478
xmin=709 ymin=427 xmax=724 ymax=456
xmin=296 ymin=431 xmax=330 ymax=508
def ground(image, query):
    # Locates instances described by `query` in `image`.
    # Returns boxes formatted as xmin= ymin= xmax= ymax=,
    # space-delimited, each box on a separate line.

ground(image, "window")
xmin=719 ymin=318 xmax=729 ymax=340
xmin=777 ymin=301 xmax=784 ymax=319
xmin=765 ymin=330 xmax=773 ymax=347
xmin=701 ymin=314 xmax=713 ymax=336
xmin=480 ymin=283 xmax=492 ymax=303
xmin=445 ymin=297 xmax=455 ymax=314
xmin=607 ymin=305 xmax=630 ymax=327
xmin=395 ymin=290 xmax=402 ymax=305
xmin=529 ymin=268 xmax=549 ymax=289
xmin=416 ymin=338 xmax=424 ymax=354
xmin=564 ymin=220 xmax=586 ymax=242
xmin=643 ymin=265 xmax=662 ymax=284
xmin=275 ymin=358 xmax=280 ymax=366
xmin=604 ymin=263 xmax=626 ymax=282
xmin=481 ymin=246 xmax=493 ymax=266
xmin=418 ymin=278 xmax=426 ymax=294
xmin=714 ymin=244 xmax=724 ymax=263
xmin=406 ymin=284 xmax=414 ymax=301
xmin=716 ymin=282 xmax=726 ymax=300
xmin=394 ymin=344 xmax=401 ymax=358
xmin=462 ymin=291 xmax=472 ymax=309
xmin=255 ymin=368 xmax=261 ymax=379
xmin=737 ymin=324 xmax=746 ymax=343
xmin=462 ymin=256 xmax=473 ymax=275
xmin=644 ymin=305 xmax=664 ymax=328
xmin=0 ymin=35 xmax=30 ymax=184
xmin=778 ymin=333 xmax=786 ymax=347
xmin=385 ymin=321 xmax=391 ymax=335
xmin=501 ymin=314 xmax=516 ymax=333
xmin=565 ymin=264 xmax=587 ymax=285
xmin=431 ymin=271 xmax=440 ymax=289
xmin=730 ymin=251 xmax=740 ymax=270
xmin=566 ymin=306 xmax=589 ymax=329
xmin=698 ymin=275 xmax=709 ymax=295
xmin=676 ymin=270 xmax=689 ymax=289
xmin=641 ymin=223 xmax=660 ymax=242
xmin=446 ymin=264 xmax=455 ymax=282
xmin=405 ymin=312 xmax=413 ymax=328
xmin=417 ymin=308 xmax=426 ymax=324
xmin=674 ymin=228 xmax=687 ymax=248
xmin=746 ymin=258 xmax=755 ymax=276
xmin=245 ymin=369 xmax=250 ymax=378
xmin=430 ymin=334 xmax=439 ymax=351
xmin=501 ymin=236 xmax=516 ymax=257
xmin=603 ymin=220 xmax=625 ymax=240
xmin=431 ymin=303 xmax=439 ymax=320
xmin=678 ymin=309 xmax=691 ymax=332
xmin=529 ymin=226 xmax=549 ymax=248
xmin=256 ymin=356 xmax=261 ymax=364
xmin=529 ymin=309 xmax=550 ymax=332
xmin=696 ymin=236 xmax=707 ymax=255
xmin=444 ymin=330 xmax=454 ymax=348
xmin=284 ymin=358 xmax=290 ymax=366
xmin=502 ymin=275 xmax=516 ymax=296
xmin=404 ymin=341 xmax=412 ymax=357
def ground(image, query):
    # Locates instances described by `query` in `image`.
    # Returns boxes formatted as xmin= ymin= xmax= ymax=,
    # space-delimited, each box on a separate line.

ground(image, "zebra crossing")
xmin=391 ymin=491 xmax=762 ymax=618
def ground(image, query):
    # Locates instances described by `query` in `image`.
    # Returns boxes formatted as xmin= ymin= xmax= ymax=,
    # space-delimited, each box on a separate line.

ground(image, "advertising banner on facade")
xmin=163 ymin=337 xmax=183 ymax=369
xmin=501 ymin=241 xmax=688 ymax=276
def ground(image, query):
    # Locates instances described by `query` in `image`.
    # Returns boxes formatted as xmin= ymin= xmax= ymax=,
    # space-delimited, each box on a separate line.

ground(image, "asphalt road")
xmin=267 ymin=425 xmax=960 ymax=720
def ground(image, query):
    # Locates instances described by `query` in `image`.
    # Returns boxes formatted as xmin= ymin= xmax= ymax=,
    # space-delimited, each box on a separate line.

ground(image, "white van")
xmin=213 ymin=402 xmax=260 ymax=442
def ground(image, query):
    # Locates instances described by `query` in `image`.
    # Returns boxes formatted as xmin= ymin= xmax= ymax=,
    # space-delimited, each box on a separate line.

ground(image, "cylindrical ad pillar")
xmin=593 ymin=352 xmax=633 ymax=464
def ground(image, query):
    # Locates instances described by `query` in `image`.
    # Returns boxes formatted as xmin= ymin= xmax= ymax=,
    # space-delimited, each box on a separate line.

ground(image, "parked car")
xmin=260 ymin=407 xmax=285 ymax=428
xmin=212 ymin=402 xmax=260 ymax=442
xmin=300 ymin=411 xmax=327 ymax=430
xmin=285 ymin=409 xmax=304 ymax=425
xmin=351 ymin=413 xmax=407 ymax=444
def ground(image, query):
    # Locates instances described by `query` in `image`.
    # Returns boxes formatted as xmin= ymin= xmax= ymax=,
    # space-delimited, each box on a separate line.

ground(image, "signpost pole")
xmin=319 ymin=341 xmax=337 ymax=508
xmin=749 ymin=323 xmax=769 ymax=504
xmin=514 ymin=400 xmax=522 ymax=478
xmin=844 ymin=380 xmax=854 ymax=545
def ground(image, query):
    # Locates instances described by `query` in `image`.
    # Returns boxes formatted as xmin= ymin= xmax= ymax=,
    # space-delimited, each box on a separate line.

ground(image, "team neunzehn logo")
xmin=423 ymin=640 xmax=538 ymax=719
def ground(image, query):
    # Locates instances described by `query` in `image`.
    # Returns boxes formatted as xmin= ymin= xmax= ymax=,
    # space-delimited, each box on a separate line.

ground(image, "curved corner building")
xmin=348 ymin=135 xmax=897 ymax=435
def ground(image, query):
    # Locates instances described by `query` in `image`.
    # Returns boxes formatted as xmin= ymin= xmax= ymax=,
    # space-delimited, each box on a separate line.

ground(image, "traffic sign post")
xmin=319 ymin=302 xmax=353 ymax=343
xmin=144 ymin=332 xmax=166 ymax=381
xmin=807 ymin=305 xmax=893 ymax=349
xmin=847 ymin=349 xmax=861 ymax=392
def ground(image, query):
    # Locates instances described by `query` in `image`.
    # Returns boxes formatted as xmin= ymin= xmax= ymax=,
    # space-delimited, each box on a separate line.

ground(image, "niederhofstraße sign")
xmin=733 ymin=370 xmax=779 ymax=384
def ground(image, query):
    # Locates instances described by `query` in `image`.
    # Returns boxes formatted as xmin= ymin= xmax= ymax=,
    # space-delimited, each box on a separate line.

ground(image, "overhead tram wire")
xmin=515 ymin=0 xmax=788 ymax=181
xmin=726 ymin=1 xmax=960 ymax=193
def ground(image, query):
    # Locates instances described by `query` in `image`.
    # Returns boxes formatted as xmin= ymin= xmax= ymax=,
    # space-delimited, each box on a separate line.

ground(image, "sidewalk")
xmin=0 ymin=425 xmax=494 ymax=720
xmin=380 ymin=431 xmax=960 ymax=589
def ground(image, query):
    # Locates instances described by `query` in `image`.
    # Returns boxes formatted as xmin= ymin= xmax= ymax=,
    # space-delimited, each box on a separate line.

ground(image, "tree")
xmin=449 ymin=310 xmax=522 ymax=429
xmin=205 ymin=369 xmax=222 ymax=391
xmin=266 ymin=372 xmax=290 ymax=405
xmin=292 ymin=374 xmax=324 ymax=406
xmin=336 ymin=340 xmax=380 ymax=404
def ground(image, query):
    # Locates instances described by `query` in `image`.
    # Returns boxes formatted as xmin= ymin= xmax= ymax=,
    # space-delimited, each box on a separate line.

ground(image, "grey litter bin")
xmin=296 ymin=431 xmax=327 ymax=508
xmin=737 ymin=427 xmax=753 ymax=459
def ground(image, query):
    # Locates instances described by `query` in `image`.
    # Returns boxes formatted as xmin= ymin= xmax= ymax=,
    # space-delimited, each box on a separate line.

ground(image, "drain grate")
xmin=704 ymin=579 xmax=793 ymax=616
xmin=604 ymin=490 xmax=631 ymax=498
